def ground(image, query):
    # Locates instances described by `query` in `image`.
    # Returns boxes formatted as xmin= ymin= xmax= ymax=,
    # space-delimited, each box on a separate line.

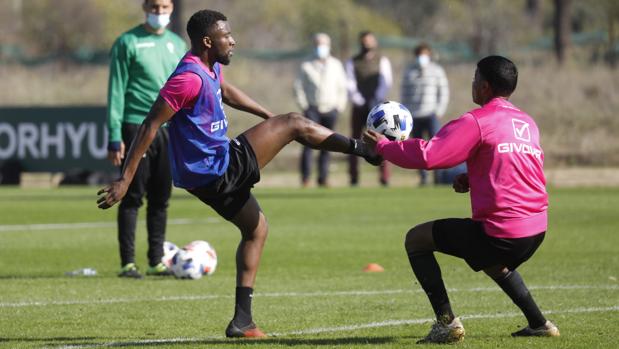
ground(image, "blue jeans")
xmin=412 ymin=115 xmax=440 ymax=185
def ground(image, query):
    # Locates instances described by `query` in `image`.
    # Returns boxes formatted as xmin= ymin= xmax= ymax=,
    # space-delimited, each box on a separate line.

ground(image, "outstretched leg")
xmin=242 ymin=112 xmax=377 ymax=170
xmin=225 ymin=194 xmax=268 ymax=338
xmin=484 ymin=265 xmax=559 ymax=337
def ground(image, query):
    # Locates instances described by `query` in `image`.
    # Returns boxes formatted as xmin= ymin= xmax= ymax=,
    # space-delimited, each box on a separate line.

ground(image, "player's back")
xmin=467 ymin=97 xmax=547 ymax=238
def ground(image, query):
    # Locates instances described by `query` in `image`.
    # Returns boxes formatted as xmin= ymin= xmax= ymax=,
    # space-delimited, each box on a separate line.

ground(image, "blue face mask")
xmin=315 ymin=45 xmax=330 ymax=59
xmin=146 ymin=13 xmax=170 ymax=30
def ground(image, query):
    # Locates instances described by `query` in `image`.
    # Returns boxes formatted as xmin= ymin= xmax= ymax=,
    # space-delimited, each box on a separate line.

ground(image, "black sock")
xmin=494 ymin=270 xmax=546 ymax=328
xmin=316 ymin=133 xmax=358 ymax=154
xmin=407 ymin=251 xmax=454 ymax=323
xmin=347 ymin=138 xmax=368 ymax=157
xmin=233 ymin=287 xmax=253 ymax=327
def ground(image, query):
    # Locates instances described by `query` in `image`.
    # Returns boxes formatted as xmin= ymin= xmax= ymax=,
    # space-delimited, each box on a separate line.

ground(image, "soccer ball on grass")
xmin=184 ymin=240 xmax=218 ymax=276
xmin=161 ymin=241 xmax=180 ymax=269
xmin=170 ymin=240 xmax=218 ymax=279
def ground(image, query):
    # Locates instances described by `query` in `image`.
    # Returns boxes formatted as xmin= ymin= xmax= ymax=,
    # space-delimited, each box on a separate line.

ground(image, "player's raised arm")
xmin=97 ymin=96 xmax=176 ymax=209
xmin=220 ymin=80 xmax=274 ymax=120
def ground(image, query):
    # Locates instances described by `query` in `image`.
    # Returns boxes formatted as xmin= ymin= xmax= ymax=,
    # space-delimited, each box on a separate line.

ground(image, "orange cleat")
xmin=225 ymin=320 xmax=267 ymax=338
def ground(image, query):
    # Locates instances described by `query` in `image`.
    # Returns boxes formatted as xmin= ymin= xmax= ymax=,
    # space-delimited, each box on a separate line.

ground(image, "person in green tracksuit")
xmin=107 ymin=0 xmax=186 ymax=278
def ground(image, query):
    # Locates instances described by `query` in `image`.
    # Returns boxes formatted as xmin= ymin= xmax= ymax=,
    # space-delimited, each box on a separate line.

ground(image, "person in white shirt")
xmin=293 ymin=33 xmax=348 ymax=187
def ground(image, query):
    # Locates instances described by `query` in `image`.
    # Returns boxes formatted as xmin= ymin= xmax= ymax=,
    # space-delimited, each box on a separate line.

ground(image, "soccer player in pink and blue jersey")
xmin=364 ymin=56 xmax=559 ymax=343
xmin=97 ymin=9 xmax=378 ymax=338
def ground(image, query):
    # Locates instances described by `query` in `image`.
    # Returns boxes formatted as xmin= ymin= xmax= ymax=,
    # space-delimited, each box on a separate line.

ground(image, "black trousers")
xmin=117 ymin=123 xmax=171 ymax=267
xmin=349 ymin=104 xmax=389 ymax=185
xmin=300 ymin=107 xmax=337 ymax=185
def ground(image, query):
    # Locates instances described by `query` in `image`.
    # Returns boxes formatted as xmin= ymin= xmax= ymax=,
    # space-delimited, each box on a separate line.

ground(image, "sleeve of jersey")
xmin=107 ymin=37 xmax=130 ymax=147
xmin=376 ymin=113 xmax=480 ymax=170
xmin=159 ymin=72 xmax=202 ymax=112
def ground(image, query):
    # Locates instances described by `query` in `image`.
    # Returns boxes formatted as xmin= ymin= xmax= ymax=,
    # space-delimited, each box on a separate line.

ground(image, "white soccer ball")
xmin=161 ymin=241 xmax=180 ymax=269
xmin=366 ymin=101 xmax=414 ymax=141
xmin=184 ymin=240 xmax=218 ymax=276
xmin=170 ymin=249 xmax=206 ymax=280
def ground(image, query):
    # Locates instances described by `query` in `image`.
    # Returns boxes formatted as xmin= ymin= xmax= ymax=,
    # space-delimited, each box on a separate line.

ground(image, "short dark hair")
xmin=359 ymin=31 xmax=373 ymax=40
xmin=186 ymin=9 xmax=227 ymax=47
xmin=476 ymin=55 xmax=518 ymax=96
xmin=414 ymin=42 xmax=431 ymax=56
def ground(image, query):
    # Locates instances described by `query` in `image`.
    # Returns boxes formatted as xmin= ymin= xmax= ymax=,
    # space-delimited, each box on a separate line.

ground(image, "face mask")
xmin=146 ymin=13 xmax=171 ymax=30
xmin=361 ymin=45 xmax=374 ymax=54
xmin=417 ymin=54 xmax=430 ymax=67
xmin=315 ymin=45 xmax=330 ymax=59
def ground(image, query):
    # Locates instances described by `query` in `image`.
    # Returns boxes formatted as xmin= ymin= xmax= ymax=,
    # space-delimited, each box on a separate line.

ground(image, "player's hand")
xmin=107 ymin=142 xmax=126 ymax=167
xmin=97 ymin=179 xmax=129 ymax=209
xmin=362 ymin=129 xmax=386 ymax=150
xmin=452 ymin=173 xmax=469 ymax=193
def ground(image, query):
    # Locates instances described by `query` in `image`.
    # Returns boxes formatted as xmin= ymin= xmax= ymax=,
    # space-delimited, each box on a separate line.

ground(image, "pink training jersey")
xmin=376 ymin=97 xmax=548 ymax=238
xmin=159 ymin=52 xmax=224 ymax=112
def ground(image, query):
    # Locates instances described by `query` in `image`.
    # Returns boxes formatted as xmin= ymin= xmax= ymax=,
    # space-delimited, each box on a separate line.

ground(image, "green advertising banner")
xmin=0 ymin=106 xmax=115 ymax=173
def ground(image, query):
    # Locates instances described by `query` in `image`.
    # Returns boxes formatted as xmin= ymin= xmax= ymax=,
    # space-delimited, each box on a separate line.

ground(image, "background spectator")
xmin=346 ymin=31 xmax=393 ymax=186
xmin=400 ymin=42 xmax=449 ymax=186
xmin=107 ymin=0 xmax=186 ymax=278
xmin=293 ymin=33 xmax=348 ymax=187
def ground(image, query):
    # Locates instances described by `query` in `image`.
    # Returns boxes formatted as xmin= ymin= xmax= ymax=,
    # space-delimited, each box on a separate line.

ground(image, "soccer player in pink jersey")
xmin=364 ymin=56 xmax=559 ymax=343
xmin=97 ymin=9 xmax=378 ymax=338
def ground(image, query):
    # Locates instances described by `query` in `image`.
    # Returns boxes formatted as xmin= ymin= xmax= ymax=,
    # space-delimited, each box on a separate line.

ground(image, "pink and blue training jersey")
xmin=376 ymin=97 xmax=548 ymax=238
xmin=160 ymin=52 xmax=229 ymax=189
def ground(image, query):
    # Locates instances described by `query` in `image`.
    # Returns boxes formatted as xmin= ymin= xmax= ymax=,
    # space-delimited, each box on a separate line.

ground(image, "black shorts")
xmin=187 ymin=135 xmax=260 ymax=220
xmin=432 ymin=218 xmax=545 ymax=272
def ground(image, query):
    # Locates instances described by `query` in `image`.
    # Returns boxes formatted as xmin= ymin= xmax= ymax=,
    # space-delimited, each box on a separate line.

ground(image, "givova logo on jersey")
xmin=497 ymin=118 xmax=542 ymax=161
xmin=209 ymin=89 xmax=228 ymax=133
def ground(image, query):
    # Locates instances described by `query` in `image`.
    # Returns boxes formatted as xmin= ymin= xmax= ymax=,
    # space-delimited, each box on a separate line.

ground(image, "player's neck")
xmin=191 ymin=49 xmax=216 ymax=72
xmin=481 ymin=95 xmax=509 ymax=106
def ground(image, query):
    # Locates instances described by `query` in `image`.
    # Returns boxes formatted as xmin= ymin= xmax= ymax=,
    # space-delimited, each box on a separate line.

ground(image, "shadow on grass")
xmin=43 ymin=336 xmax=397 ymax=347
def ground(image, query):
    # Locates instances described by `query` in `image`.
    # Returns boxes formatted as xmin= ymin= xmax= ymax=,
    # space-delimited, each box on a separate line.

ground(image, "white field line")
xmin=2 ymin=284 xmax=617 ymax=308
xmin=0 ymin=218 xmax=220 ymax=233
xmin=49 ymin=305 xmax=619 ymax=349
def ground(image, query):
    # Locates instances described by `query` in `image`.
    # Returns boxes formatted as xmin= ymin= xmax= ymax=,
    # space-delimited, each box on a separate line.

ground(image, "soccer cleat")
xmin=145 ymin=262 xmax=173 ymax=276
xmin=511 ymin=320 xmax=560 ymax=337
xmin=417 ymin=317 xmax=465 ymax=344
xmin=118 ymin=263 xmax=143 ymax=279
xmin=225 ymin=320 xmax=267 ymax=338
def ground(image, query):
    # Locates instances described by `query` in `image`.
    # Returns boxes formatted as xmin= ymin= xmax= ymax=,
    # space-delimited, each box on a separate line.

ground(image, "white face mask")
xmin=146 ymin=13 xmax=171 ymax=30
xmin=315 ymin=44 xmax=330 ymax=59
xmin=417 ymin=54 xmax=431 ymax=67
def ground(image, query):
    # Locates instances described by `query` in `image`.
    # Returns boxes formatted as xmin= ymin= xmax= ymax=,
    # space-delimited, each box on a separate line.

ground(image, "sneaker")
xmin=417 ymin=317 xmax=465 ymax=344
xmin=146 ymin=263 xmax=172 ymax=276
xmin=118 ymin=263 xmax=143 ymax=279
xmin=225 ymin=320 xmax=266 ymax=338
xmin=511 ymin=320 xmax=560 ymax=337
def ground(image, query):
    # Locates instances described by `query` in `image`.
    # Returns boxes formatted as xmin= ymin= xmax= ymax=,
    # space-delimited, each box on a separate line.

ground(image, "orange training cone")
xmin=363 ymin=263 xmax=385 ymax=272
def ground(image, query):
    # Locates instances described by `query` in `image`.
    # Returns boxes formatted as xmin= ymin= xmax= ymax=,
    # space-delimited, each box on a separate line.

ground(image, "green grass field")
xmin=0 ymin=185 xmax=617 ymax=348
